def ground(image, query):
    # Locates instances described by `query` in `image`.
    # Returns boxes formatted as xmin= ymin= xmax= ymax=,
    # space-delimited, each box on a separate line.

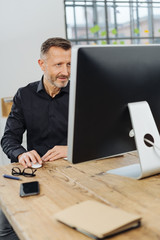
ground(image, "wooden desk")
xmin=0 ymin=153 xmax=160 ymax=240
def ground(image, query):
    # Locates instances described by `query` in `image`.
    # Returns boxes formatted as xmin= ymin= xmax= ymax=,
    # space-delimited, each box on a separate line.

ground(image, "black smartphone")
xmin=20 ymin=181 xmax=40 ymax=197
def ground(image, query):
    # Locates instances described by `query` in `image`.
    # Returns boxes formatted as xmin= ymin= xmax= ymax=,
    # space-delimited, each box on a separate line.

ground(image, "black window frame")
xmin=64 ymin=0 xmax=160 ymax=45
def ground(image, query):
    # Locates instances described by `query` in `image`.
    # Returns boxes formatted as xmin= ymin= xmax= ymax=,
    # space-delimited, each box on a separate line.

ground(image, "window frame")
xmin=64 ymin=0 xmax=160 ymax=45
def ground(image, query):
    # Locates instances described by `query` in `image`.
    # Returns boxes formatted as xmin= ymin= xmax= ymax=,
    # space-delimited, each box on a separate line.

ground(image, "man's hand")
xmin=42 ymin=146 xmax=68 ymax=162
xmin=18 ymin=150 xmax=42 ymax=168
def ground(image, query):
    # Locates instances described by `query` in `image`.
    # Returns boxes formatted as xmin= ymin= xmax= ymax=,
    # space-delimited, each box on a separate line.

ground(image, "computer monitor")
xmin=67 ymin=44 xmax=160 ymax=179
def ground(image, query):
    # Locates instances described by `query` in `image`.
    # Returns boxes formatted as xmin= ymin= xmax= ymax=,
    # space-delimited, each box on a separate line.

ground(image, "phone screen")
xmin=20 ymin=181 xmax=39 ymax=197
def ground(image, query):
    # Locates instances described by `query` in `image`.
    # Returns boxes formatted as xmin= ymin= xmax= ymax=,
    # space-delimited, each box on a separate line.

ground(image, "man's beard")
xmin=49 ymin=75 xmax=69 ymax=88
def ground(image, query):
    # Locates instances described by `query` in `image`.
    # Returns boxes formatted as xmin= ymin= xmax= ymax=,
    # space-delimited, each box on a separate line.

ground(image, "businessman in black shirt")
xmin=0 ymin=37 xmax=71 ymax=239
xmin=1 ymin=37 xmax=71 ymax=167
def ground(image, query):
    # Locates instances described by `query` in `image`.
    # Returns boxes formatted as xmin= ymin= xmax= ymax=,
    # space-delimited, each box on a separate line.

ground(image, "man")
xmin=1 ymin=37 xmax=71 ymax=167
xmin=0 ymin=37 xmax=71 ymax=239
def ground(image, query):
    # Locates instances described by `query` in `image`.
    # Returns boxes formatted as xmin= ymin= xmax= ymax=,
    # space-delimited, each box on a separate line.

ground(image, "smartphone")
xmin=20 ymin=181 xmax=40 ymax=197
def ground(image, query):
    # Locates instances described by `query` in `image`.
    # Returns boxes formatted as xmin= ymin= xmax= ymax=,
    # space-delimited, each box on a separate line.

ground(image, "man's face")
xmin=39 ymin=46 xmax=71 ymax=88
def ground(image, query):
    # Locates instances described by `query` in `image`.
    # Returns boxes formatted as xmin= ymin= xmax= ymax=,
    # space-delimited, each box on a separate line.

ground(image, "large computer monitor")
xmin=67 ymin=44 xmax=160 ymax=179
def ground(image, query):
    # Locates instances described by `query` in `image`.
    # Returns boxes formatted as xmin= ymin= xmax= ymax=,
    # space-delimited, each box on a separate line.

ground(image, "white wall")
xmin=0 ymin=0 xmax=66 ymax=165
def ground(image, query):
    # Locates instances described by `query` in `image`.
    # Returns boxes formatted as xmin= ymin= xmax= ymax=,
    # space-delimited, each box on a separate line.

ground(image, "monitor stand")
xmin=107 ymin=101 xmax=160 ymax=179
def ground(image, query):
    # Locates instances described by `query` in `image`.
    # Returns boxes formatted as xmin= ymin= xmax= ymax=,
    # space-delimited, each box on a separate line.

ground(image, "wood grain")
xmin=0 ymin=153 xmax=160 ymax=239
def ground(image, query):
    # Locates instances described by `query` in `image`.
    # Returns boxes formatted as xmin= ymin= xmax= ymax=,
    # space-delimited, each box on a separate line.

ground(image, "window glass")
xmin=117 ymin=4 xmax=131 ymax=41
xmin=153 ymin=3 xmax=160 ymax=40
xmin=64 ymin=0 xmax=160 ymax=45
xmin=75 ymin=6 xmax=86 ymax=39
xmin=65 ymin=7 xmax=75 ymax=39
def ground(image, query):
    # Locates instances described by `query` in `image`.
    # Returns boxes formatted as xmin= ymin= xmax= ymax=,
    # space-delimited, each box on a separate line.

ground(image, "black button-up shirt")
xmin=1 ymin=77 xmax=70 ymax=162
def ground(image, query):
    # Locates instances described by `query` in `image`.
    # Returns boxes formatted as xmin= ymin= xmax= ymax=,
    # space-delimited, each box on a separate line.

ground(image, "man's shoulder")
xmin=18 ymin=80 xmax=40 ymax=93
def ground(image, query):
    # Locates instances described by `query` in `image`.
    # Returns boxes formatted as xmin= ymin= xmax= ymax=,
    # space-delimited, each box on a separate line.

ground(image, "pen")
xmin=3 ymin=174 xmax=21 ymax=180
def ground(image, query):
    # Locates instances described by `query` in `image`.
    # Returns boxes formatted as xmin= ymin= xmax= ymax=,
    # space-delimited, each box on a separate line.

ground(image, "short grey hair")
xmin=40 ymin=37 xmax=71 ymax=58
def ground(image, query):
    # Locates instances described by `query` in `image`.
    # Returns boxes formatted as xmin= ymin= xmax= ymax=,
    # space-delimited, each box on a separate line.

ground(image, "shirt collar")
xmin=37 ymin=76 xmax=70 ymax=94
xmin=37 ymin=76 xmax=45 ymax=93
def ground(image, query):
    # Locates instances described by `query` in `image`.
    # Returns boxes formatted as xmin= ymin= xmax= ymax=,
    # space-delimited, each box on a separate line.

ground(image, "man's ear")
xmin=38 ymin=59 xmax=45 ymax=71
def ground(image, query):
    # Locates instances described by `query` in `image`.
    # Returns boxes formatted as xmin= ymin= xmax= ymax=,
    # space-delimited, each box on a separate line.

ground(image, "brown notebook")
xmin=55 ymin=200 xmax=141 ymax=239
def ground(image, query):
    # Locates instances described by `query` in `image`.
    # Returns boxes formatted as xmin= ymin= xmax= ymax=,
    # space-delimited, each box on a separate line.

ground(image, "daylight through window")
xmin=64 ymin=0 xmax=160 ymax=45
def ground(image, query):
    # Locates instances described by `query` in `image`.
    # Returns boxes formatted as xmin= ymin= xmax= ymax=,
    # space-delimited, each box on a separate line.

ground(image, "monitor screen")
xmin=67 ymin=45 xmax=160 ymax=164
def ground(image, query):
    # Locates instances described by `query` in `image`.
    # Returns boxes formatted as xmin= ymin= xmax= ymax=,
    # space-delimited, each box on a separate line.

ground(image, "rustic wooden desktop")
xmin=0 ymin=152 xmax=160 ymax=240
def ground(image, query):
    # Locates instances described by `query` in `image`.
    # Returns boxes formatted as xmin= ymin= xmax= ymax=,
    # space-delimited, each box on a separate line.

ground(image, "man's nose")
xmin=61 ymin=65 xmax=70 ymax=75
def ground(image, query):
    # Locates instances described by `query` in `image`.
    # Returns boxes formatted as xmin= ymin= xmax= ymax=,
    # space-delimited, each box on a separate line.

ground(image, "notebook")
xmin=55 ymin=200 xmax=141 ymax=239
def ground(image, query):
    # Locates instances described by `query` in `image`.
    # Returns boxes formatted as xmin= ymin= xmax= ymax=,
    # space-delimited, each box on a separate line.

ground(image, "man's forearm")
xmin=1 ymin=135 xmax=26 ymax=162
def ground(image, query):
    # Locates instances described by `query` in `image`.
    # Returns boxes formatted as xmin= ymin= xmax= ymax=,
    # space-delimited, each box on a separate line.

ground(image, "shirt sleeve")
xmin=1 ymin=89 xmax=27 ymax=162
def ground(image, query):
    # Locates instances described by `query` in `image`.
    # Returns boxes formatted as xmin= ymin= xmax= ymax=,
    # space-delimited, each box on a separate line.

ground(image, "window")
xmin=64 ymin=0 xmax=160 ymax=45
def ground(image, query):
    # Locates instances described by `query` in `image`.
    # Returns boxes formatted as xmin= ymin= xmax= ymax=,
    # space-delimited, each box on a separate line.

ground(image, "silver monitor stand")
xmin=107 ymin=101 xmax=160 ymax=179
